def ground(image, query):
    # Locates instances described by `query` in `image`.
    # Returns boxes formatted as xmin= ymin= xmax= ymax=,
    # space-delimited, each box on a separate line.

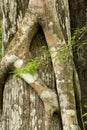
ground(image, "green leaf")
xmin=82 ymin=113 xmax=87 ymax=117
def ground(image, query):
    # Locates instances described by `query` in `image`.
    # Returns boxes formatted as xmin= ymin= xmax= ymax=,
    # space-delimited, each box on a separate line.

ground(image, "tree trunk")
xmin=1 ymin=0 xmax=62 ymax=130
xmin=0 ymin=0 xmax=85 ymax=130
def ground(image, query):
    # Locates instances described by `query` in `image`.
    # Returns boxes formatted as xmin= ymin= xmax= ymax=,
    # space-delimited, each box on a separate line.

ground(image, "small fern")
xmin=83 ymin=105 xmax=87 ymax=126
xmin=13 ymin=59 xmax=40 ymax=76
xmin=13 ymin=25 xmax=87 ymax=75
xmin=13 ymin=46 xmax=51 ymax=76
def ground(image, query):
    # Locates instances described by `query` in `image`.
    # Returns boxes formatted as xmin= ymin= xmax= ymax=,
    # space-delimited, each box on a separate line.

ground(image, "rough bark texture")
xmin=2 ymin=0 xmax=29 ymax=51
xmin=1 ymin=0 xmax=62 ymax=130
xmin=0 ymin=0 xmax=85 ymax=130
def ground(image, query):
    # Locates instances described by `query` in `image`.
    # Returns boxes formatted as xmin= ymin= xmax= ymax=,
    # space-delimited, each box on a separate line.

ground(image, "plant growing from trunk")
xmin=0 ymin=0 xmax=85 ymax=130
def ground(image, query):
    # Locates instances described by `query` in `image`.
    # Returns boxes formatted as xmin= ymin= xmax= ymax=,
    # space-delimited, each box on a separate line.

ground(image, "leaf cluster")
xmin=71 ymin=26 xmax=87 ymax=50
xmin=83 ymin=105 xmax=87 ymax=126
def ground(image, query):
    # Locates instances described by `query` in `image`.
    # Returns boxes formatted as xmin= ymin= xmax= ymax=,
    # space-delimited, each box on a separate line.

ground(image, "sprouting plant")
xmin=54 ymin=41 xmax=72 ymax=63
xmin=13 ymin=46 xmax=51 ymax=76
xmin=12 ymin=25 xmax=87 ymax=76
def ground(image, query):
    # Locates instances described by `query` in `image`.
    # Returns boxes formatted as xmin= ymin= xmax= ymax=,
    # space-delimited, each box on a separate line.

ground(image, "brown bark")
xmin=0 ymin=0 xmax=84 ymax=130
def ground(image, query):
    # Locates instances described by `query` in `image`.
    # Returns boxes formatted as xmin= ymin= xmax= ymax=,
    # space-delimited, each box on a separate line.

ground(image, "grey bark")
xmin=0 ymin=0 xmax=84 ymax=130
xmin=1 ymin=0 xmax=62 ymax=130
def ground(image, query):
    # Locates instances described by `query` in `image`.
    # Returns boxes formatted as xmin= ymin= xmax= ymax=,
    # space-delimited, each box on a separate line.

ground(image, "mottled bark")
xmin=2 ymin=0 xmax=29 ymax=54
xmin=0 ymin=0 xmax=84 ymax=130
xmin=0 ymin=55 xmax=18 ymax=116
xmin=1 ymin=0 xmax=62 ymax=130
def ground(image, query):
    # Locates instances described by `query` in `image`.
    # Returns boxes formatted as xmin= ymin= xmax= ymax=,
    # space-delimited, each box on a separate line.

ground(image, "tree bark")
xmin=0 ymin=0 xmax=85 ymax=130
